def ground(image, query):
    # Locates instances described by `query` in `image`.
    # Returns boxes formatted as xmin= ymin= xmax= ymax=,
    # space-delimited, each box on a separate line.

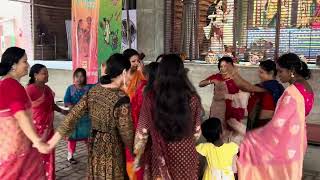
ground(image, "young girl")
xmin=196 ymin=118 xmax=239 ymax=180
xmin=64 ymin=68 xmax=93 ymax=163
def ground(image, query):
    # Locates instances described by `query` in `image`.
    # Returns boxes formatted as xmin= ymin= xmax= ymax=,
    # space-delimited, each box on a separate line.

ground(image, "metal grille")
xmin=166 ymin=0 xmax=320 ymax=64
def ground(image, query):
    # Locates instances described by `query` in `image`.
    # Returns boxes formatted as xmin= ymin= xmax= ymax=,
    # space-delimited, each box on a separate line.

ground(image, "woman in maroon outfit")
xmin=134 ymin=54 xmax=202 ymax=179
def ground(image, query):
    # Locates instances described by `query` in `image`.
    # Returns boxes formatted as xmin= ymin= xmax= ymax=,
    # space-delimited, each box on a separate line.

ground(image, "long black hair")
xmin=100 ymin=53 xmax=131 ymax=84
xmin=0 ymin=47 xmax=26 ymax=76
xmin=143 ymin=62 xmax=159 ymax=95
xmin=29 ymin=64 xmax=46 ymax=84
xmin=154 ymin=54 xmax=195 ymax=142
xmin=259 ymin=60 xmax=277 ymax=77
xmin=277 ymin=53 xmax=311 ymax=80
xmin=74 ymin=68 xmax=87 ymax=85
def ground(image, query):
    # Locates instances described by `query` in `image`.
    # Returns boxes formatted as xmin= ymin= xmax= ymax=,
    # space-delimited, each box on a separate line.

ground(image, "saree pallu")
xmin=0 ymin=109 xmax=45 ymax=180
xmin=210 ymin=81 xmax=246 ymax=144
xmin=238 ymin=85 xmax=307 ymax=180
xmin=126 ymin=70 xmax=145 ymax=99
xmin=29 ymin=85 xmax=55 ymax=180
xmin=126 ymin=81 xmax=147 ymax=180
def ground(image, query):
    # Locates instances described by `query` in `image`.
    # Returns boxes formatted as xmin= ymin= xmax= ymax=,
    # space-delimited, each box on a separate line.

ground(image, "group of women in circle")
xmin=0 ymin=46 xmax=314 ymax=180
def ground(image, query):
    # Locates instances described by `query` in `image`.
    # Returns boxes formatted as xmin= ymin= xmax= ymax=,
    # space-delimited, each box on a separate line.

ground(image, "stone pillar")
xmin=137 ymin=0 xmax=164 ymax=61
xmin=180 ymin=0 xmax=199 ymax=60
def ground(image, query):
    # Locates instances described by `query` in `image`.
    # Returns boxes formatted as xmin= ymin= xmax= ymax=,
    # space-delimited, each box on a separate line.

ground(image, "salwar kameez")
xmin=64 ymin=84 xmax=93 ymax=158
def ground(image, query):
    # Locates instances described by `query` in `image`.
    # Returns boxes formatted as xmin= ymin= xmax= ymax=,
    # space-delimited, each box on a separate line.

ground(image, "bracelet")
xmin=208 ymin=80 xmax=212 ymax=84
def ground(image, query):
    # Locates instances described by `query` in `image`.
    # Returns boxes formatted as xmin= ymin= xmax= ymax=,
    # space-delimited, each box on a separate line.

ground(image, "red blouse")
xmin=247 ymin=91 xmax=276 ymax=114
xmin=0 ymin=78 xmax=31 ymax=114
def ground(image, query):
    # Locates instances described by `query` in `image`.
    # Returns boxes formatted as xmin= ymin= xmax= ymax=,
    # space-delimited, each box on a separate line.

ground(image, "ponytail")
xmin=297 ymin=60 xmax=311 ymax=80
xmin=278 ymin=53 xmax=311 ymax=80
xmin=28 ymin=64 xmax=46 ymax=85
xmin=28 ymin=76 xmax=36 ymax=84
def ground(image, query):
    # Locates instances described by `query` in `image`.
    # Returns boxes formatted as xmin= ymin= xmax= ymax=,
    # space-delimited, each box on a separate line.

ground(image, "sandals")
xmin=67 ymin=157 xmax=78 ymax=164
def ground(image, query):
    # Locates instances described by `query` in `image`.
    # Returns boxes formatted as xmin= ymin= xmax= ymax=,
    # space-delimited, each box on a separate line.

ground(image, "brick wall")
xmin=33 ymin=0 xmax=71 ymax=60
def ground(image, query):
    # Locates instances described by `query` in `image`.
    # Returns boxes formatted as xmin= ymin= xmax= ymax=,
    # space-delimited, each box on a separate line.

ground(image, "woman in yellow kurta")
xmin=197 ymin=118 xmax=239 ymax=180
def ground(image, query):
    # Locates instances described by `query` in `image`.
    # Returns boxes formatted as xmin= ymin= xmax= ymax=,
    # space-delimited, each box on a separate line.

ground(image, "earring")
xmin=291 ymin=73 xmax=295 ymax=78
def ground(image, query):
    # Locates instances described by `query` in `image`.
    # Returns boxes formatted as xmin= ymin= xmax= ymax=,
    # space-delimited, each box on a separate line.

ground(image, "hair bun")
xmin=0 ymin=62 xmax=11 ymax=76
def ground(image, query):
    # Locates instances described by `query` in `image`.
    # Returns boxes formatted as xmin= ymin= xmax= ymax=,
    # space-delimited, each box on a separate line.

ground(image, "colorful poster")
xmin=72 ymin=0 xmax=99 ymax=83
xmin=98 ymin=0 xmax=122 ymax=76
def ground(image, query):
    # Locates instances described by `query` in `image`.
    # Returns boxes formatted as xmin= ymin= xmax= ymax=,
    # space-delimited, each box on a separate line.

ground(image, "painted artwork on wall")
xmin=98 ymin=0 xmax=122 ymax=76
xmin=72 ymin=0 xmax=99 ymax=83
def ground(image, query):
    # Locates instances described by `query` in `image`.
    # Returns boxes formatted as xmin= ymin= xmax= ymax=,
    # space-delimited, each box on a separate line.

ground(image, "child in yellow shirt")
xmin=196 ymin=118 xmax=239 ymax=180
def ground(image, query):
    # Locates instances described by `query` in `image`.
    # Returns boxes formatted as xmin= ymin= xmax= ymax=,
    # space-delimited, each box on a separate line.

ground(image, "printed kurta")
xmin=57 ymin=85 xmax=134 ymax=180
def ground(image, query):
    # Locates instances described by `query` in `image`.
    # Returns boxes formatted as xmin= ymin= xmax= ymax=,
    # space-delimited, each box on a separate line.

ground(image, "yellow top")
xmin=196 ymin=142 xmax=238 ymax=180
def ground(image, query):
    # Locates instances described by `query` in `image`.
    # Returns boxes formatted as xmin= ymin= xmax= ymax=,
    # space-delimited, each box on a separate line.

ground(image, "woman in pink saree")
xmin=0 ymin=47 xmax=49 ymax=179
xmin=236 ymin=53 xmax=314 ymax=180
xmin=26 ymin=64 xmax=67 ymax=180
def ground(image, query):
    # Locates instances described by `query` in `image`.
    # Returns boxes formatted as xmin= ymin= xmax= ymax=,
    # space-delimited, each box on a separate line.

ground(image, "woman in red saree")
xmin=228 ymin=60 xmax=284 ymax=130
xmin=0 ymin=47 xmax=49 ymax=179
xmin=26 ymin=64 xmax=67 ymax=180
xmin=199 ymin=57 xmax=246 ymax=143
xmin=237 ymin=53 xmax=314 ymax=180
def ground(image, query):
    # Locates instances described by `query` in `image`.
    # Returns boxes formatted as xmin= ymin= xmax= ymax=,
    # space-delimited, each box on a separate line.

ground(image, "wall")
xmin=33 ymin=0 xmax=71 ymax=60
xmin=0 ymin=0 xmax=33 ymax=59
xmin=136 ymin=0 xmax=164 ymax=61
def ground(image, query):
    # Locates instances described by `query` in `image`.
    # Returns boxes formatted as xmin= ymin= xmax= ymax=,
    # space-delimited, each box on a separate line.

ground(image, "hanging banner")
xmin=98 ymin=0 xmax=122 ymax=76
xmin=121 ymin=10 xmax=137 ymax=51
xmin=72 ymin=0 xmax=99 ymax=83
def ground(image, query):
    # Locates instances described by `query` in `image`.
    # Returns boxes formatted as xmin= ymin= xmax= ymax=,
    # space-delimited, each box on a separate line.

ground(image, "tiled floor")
xmin=53 ymin=113 xmax=320 ymax=180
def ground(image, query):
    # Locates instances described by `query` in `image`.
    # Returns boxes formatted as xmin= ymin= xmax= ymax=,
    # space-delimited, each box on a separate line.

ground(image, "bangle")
xmin=208 ymin=80 xmax=212 ymax=84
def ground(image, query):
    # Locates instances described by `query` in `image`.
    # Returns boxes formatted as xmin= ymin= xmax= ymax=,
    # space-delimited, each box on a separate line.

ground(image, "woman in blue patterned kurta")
xmin=64 ymin=68 xmax=93 ymax=163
